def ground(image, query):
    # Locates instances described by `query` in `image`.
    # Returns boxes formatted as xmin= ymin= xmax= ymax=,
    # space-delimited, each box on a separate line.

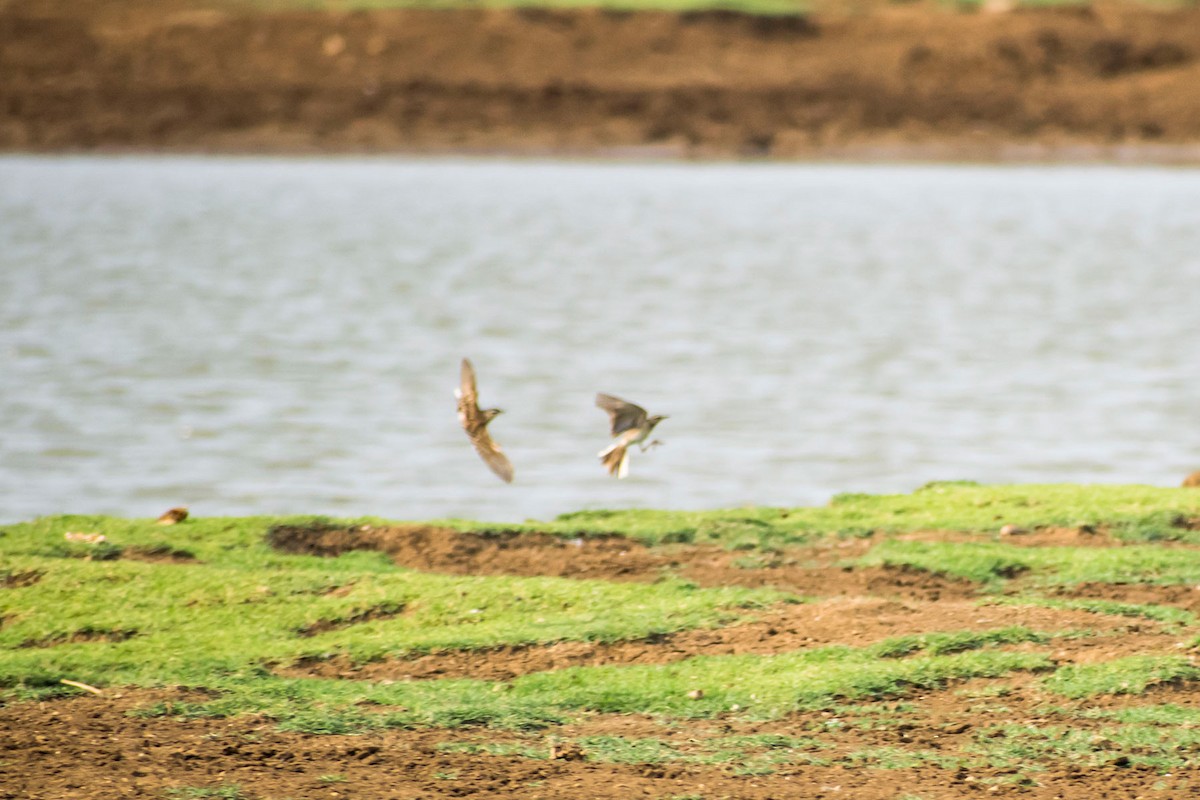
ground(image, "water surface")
xmin=2 ymin=157 xmax=1198 ymax=523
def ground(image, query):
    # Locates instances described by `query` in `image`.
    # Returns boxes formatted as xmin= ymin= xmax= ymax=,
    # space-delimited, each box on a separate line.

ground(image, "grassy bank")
xmin=4 ymin=483 xmax=1200 ymax=780
xmin=542 ymin=481 xmax=1200 ymax=546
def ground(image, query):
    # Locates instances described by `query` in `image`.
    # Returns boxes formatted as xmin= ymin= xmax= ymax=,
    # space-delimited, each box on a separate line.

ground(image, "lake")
xmin=2 ymin=156 xmax=1198 ymax=524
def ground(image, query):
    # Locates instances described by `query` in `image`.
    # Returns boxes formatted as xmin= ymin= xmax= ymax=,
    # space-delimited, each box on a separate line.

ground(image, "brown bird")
xmin=455 ymin=358 xmax=514 ymax=483
xmin=155 ymin=506 xmax=188 ymax=525
xmin=596 ymin=393 xmax=667 ymax=479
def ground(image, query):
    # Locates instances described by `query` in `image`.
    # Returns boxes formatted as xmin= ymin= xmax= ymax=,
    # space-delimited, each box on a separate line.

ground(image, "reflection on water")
xmin=2 ymin=156 xmax=1198 ymax=523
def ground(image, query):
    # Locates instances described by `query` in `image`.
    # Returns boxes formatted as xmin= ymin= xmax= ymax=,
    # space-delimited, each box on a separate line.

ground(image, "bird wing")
xmin=595 ymin=393 xmax=648 ymax=436
xmin=456 ymin=358 xmax=479 ymax=418
xmin=456 ymin=358 xmax=514 ymax=483
xmin=467 ymin=427 xmax=514 ymax=483
xmin=456 ymin=357 xmax=488 ymax=431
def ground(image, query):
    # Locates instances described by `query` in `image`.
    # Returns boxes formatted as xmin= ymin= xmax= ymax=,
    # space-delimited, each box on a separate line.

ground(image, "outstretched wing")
xmin=456 ymin=358 xmax=478 ymax=422
xmin=467 ymin=427 xmax=514 ymax=483
xmin=456 ymin=358 xmax=514 ymax=483
xmin=596 ymin=393 xmax=648 ymax=436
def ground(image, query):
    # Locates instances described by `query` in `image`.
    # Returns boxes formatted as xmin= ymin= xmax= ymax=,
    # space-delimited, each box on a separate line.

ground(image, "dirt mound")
xmin=266 ymin=520 xmax=676 ymax=580
xmin=265 ymin=520 xmax=983 ymax=600
xmin=5 ymin=0 xmax=1200 ymax=159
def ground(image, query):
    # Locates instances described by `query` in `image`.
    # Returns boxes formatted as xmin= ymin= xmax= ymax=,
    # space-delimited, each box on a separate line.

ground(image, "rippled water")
xmin=2 ymin=156 xmax=1198 ymax=524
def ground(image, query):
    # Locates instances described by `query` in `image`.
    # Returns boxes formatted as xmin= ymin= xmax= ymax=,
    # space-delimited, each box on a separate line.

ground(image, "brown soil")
xmin=6 ymin=668 xmax=1200 ymax=799
xmin=5 ymin=0 xmax=1200 ymax=159
xmin=9 ymin=523 xmax=1200 ymax=798
xmin=266 ymin=521 xmax=681 ymax=582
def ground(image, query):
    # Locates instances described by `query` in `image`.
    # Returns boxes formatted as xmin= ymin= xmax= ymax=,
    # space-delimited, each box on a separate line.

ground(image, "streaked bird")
xmin=455 ymin=358 xmax=514 ymax=483
xmin=595 ymin=393 xmax=667 ymax=479
xmin=155 ymin=506 xmax=188 ymax=525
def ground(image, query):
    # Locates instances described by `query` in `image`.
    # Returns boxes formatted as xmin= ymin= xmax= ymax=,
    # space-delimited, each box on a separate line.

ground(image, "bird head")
xmin=647 ymin=414 xmax=667 ymax=429
xmin=482 ymin=408 xmax=504 ymax=424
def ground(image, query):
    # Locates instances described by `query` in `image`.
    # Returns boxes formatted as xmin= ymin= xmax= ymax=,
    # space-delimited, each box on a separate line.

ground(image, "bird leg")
xmin=640 ymin=439 xmax=664 ymax=451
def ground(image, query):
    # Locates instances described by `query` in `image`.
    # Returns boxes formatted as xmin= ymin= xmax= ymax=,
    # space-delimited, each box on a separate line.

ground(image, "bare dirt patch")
xmin=265 ymin=521 xmax=982 ymax=602
xmin=1050 ymin=581 xmax=1200 ymax=614
xmin=4 ymin=687 xmax=1199 ymax=800
xmin=267 ymin=521 xmax=676 ymax=581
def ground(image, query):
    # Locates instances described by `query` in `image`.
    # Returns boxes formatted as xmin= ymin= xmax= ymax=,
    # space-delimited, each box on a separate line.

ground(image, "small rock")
xmin=998 ymin=524 xmax=1027 ymax=536
xmin=155 ymin=507 xmax=188 ymax=525
xmin=549 ymin=741 xmax=585 ymax=761
xmin=687 ymin=689 xmax=705 ymax=700
xmin=64 ymin=531 xmax=106 ymax=544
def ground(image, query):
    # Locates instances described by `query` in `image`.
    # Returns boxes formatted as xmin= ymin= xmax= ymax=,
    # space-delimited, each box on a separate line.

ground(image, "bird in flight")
xmin=595 ymin=393 xmax=667 ymax=479
xmin=455 ymin=358 xmax=514 ymax=483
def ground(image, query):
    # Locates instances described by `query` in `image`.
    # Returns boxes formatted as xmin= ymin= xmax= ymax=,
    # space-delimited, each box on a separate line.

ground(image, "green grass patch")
xmin=547 ymin=483 xmax=1200 ymax=548
xmin=5 ymin=486 xmax=1200 ymax=739
xmin=441 ymin=730 xmax=829 ymax=770
xmin=993 ymin=596 xmax=1197 ymax=628
xmin=0 ymin=519 xmax=787 ymax=693
xmin=165 ymin=786 xmax=248 ymax=800
xmin=437 ymin=740 xmax=548 ymax=759
xmin=100 ymin=640 xmax=1050 ymax=732
xmin=579 ymin=732 xmax=829 ymax=772
xmin=1041 ymin=655 xmax=1200 ymax=699
xmin=8 ymin=483 xmax=1199 ymax=557
xmin=502 ymin=637 xmax=1049 ymax=720
xmin=969 ymin=719 xmax=1200 ymax=771
xmin=447 ymin=705 xmax=1200 ymax=778
xmin=860 ymin=539 xmax=1200 ymax=587
xmin=844 ymin=745 xmax=960 ymax=769
xmin=814 ymin=701 xmax=920 ymax=730
xmin=867 ymin=627 xmax=1047 ymax=658
xmin=1075 ymin=703 xmax=1200 ymax=725
xmin=0 ymin=556 xmax=784 ymax=690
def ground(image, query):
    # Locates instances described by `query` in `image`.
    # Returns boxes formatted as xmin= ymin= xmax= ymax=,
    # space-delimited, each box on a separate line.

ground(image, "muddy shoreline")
xmin=4 ymin=1 xmax=1200 ymax=161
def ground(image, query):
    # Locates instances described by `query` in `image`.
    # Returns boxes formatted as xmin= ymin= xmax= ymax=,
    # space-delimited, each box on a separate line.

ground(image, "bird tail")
xmin=599 ymin=442 xmax=630 ymax=479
